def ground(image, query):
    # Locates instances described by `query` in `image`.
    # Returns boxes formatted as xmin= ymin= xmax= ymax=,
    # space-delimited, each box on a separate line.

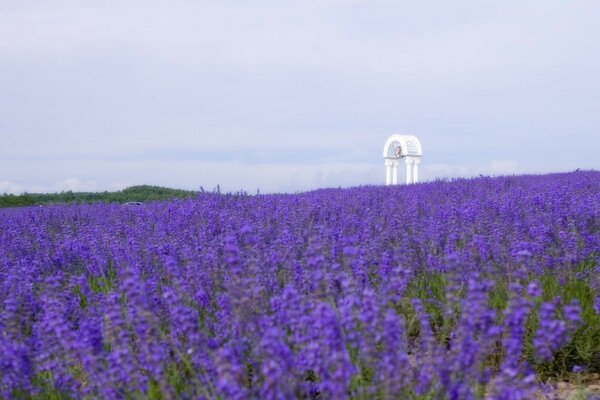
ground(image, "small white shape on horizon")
xmin=383 ymin=134 xmax=422 ymax=185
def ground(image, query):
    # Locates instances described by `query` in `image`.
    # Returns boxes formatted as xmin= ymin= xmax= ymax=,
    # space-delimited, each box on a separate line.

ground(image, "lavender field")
xmin=1 ymin=171 xmax=600 ymax=399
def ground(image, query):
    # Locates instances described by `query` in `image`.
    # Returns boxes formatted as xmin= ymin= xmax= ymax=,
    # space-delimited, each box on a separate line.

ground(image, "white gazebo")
xmin=383 ymin=134 xmax=423 ymax=185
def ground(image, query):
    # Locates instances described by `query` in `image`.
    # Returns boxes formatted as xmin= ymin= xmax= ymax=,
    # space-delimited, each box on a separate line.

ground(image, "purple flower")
xmin=534 ymin=301 xmax=569 ymax=362
xmin=257 ymin=325 xmax=296 ymax=399
xmin=563 ymin=299 xmax=582 ymax=331
xmin=1 ymin=170 xmax=599 ymax=397
xmin=376 ymin=310 xmax=410 ymax=397
xmin=527 ymin=281 xmax=542 ymax=298
xmin=572 ymin=365 xmax=585 ymax=373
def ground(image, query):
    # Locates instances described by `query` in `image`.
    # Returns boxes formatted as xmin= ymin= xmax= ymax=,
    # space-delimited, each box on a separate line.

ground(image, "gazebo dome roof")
xmin=383 ymin=134 xmax=423 ymax=159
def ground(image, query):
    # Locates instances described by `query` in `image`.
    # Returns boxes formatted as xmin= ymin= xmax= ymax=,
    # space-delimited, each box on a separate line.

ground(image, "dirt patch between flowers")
xmin=543 ymin=374 xmax=600 ymax=399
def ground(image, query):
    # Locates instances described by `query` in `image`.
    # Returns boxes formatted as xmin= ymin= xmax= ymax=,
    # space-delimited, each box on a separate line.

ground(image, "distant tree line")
xmin=0 ymin=185 xmax=197 ymax=208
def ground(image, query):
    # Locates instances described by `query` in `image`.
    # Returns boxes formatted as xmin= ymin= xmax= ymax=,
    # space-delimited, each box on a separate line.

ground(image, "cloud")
xmin=424 ymin=160 xmax=521 ymax=179
xmin=0 ymin=154 xmax=386 ymax=194
xmin=0 ymin=180 xmax=25 ymax=195
xmin=0 ymin=1 xmax=598 ymax=193
xmin=53 ymin=178 xmax=98 ymax=193
xmin=1 ymin=156 xmax=589 ymax=195
xmin=0 ymin=178 xmax=99 ymax=195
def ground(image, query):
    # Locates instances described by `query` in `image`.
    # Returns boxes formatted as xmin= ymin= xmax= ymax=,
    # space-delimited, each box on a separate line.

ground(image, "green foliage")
xmin=0 ymin=185 xmax=196 ymax=208
xmin=146 ymin=379 xmax=163 ymax=400
xmin=88 ymin=260 xmax=118 ymax=295
xmin=27 ymin=371 xmax=70 ymax=400
xmin=72 ymin=285 xmax=88 ymax=310
xmin=393 ymin=262 xmax=600 ymax=379
xmin=531 ymin=268 xmax=600 ymax=378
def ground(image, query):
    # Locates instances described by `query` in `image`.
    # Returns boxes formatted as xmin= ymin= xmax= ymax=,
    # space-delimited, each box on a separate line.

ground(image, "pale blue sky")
xmin=1 ymin=0 xmax=599 ymax=194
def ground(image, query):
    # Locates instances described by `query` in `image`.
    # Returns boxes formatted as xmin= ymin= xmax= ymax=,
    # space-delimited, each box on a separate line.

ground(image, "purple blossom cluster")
xmin=1 ymin=171 xmax=599 ymax=399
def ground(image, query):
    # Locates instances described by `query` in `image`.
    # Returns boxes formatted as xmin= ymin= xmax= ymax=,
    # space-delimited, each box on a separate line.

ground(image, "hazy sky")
xmin=1 ymin=0 xmax=599 ymax=194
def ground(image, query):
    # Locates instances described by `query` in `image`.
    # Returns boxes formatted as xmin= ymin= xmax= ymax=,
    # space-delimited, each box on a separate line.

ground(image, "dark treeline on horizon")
xmin=0 ymin=185 xmax=197 ymax=208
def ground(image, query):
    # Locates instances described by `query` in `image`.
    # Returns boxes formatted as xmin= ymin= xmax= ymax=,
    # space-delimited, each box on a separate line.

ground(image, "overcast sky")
xmin=1 ymin=0 xmax=599 ymax=194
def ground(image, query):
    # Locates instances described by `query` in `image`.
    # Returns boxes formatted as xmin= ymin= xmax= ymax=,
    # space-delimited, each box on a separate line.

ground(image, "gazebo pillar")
xmin=413 ymin=159 xmax=420 ymax=183
xmin=385 ymin=160 xmax=393 ymax=185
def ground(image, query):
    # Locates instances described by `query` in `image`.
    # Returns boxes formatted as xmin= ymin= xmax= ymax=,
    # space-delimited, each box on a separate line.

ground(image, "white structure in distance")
xmin=383 ymin=134 xmax=423 ymax=185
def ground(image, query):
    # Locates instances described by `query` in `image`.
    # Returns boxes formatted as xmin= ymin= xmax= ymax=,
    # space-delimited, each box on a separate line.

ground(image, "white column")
xmin=413 ymin=159 xmax=419 ymax=183
xmin=385 ymin=161 xmax=392 ymax=185
xmin=405 ymin=159 xmax=413 ymax=184
xmin=392 ymin=161 xmax=398 ymax=185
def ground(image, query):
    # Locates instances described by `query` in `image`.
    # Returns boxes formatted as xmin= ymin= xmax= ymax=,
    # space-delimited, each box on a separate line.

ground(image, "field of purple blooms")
xmin=1 ymin=171 xmax=600 ymax=399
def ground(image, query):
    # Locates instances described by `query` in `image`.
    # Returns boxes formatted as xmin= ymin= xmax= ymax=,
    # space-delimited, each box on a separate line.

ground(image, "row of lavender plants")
xmin=1 ymin=171 xmax=600 ymax=399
